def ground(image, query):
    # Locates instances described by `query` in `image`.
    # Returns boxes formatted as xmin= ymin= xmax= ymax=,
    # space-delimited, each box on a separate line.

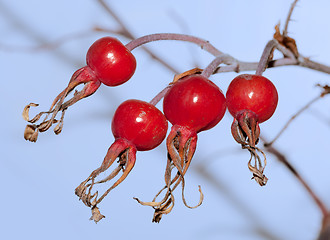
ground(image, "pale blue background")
xmin=1 ymin=1 xmax=330 ymax=240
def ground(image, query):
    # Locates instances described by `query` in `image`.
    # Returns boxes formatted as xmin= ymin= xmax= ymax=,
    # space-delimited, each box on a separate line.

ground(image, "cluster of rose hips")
xmin=23 ymin=35 xmax=278 ymax=223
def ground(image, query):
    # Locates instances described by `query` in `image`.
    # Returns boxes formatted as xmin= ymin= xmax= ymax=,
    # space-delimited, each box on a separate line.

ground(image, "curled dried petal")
xmin=38 ymin=119 xmax=58 ymax=132
xmin=22 ymin=103 xmax=39 ymax=121
xmin=22 ymin=67 xmax=101 ymax=141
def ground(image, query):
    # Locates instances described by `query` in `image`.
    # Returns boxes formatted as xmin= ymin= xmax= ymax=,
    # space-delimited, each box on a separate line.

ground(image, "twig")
xmin=149 ymin=85 xmax=171 ymax=106
xmin=201 ymin=54 xmax=238 ymax=78
xmin=97 ymin=0 xmax=179 ymax=74
xmin=264 ymin=95 xmax=321 ymax=147
xmin=265 ymin=85 xmax=330 ymax=146
xmin=255 ymin=40 xmax=278 ymax=76
xmin=0 ymin=30 xmax=97 ymax=52
xmin=213 ymin=56 xmax=330 ymax=75
xmin=283 ymin=0 xmax=300 ymax=37
xmin=125 ymin=33 xmax=223 ymax=56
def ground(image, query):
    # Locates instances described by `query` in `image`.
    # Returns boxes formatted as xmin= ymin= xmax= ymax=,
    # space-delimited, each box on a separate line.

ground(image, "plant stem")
xmin=125 ymin=33 xmax=223 ymax=56
xmin=201 ymin=54 xmax=238 ymax=78
xmin=255 ymin=40 xmax=277 ymax=76
xmin=149 ymin=85 xmax=171 ymax=106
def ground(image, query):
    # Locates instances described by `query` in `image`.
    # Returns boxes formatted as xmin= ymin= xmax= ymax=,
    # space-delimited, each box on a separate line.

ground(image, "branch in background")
xmin=0 ymin=30 xmax=97 ymax=52
xmin=308 ymin=108 xmax=330 ymax=127
xmin=318 ymin=214 xmax=330 ymax=240
xmin=264 ymin=85 xmax=330 ymax=147
xmin=0 ymin=1 xmax=82 ymax=67
xmin=261 ymin=136 xmax=328 ymax=218
xmin=97 ymin=0 xmax=180 ymax=74
xmin=193 ymin=163 xmax=281 ymax=240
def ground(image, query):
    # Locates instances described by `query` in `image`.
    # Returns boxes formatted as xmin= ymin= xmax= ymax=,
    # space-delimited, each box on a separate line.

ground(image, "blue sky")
xmin=1 ymin=1 xmax=330 ymax=239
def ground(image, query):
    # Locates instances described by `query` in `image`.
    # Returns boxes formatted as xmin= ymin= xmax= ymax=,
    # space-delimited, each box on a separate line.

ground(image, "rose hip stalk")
xmin=226 ymin=74 xmax=278 ymax=186
xmin=75 ymin=99 xmax=168 ymax=223
xmin=135 ymin=74 xmax=226 ymax=222
xmin=23 ymin=37 xmax=136 ymax=142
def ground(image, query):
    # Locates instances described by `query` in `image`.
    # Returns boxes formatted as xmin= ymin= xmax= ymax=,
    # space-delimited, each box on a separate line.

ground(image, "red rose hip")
xmin=111 ymin=99 xmax=168 ymax=151
xmin=226 ymin=74 xmax=278 ymax=186
xmin=163 ymin=74 xmax=226 ymax=132
xmin=75 ymin=99 xmax=167 ymax=222
xmin=226 ymin=74 xmax=278 ymax=123
xmin=23 ymin=36 xmax=137 ymax=142
xmin=87 ymin=37 xmax=137 ymax=86
xmin=135 ymin=74 xmax=226 ymax=222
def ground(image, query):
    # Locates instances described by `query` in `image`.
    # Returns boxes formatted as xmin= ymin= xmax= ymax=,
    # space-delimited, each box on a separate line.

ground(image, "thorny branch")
xmin=283 ymin=0 xmax=300 ymax=37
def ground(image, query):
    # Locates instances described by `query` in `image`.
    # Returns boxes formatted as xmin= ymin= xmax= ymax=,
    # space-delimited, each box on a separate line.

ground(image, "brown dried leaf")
xmin=172 ymin=68 xmax=203 ymax=83
xmin=273 ymin=24 xmax=299 ymax=57
xmin=22 ymin=103 xmax=39 ymax=121
xmin=273 ymin=24 xmax=284 ymax=43
xmin=24 ymin=124 xmax=38 ymax=142
xmin=317 ymin=84 xmax=330 ymax=97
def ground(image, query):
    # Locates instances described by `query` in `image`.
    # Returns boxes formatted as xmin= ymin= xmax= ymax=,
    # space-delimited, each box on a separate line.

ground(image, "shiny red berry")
xmin=226 ymin=74 xmax=278 ymax=123
xmin=163 ymin=74 xmax=226 ymax=133
xmin=86 ymin=37 xmax=136 ymax=86
xmin=143 ymin=74 xmax=227 ymax=221
xmin=111 ymin=99 xmax=168 ymax=151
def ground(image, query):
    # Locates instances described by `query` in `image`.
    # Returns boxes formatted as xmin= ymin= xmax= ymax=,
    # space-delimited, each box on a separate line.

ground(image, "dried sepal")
xmin=90 ymin=207 xmax=105 ymax=223
xmin=24 ymin=124 xmax=38 ymax=142
xmin=38 ymin=119 xmax=58 ymax=132
xmin=22 ymin=66 xmax=101 ymax=142
xmin=231 ymin=110 xmax=260 ymax=147
xmin=75 ymin=139 xmax=136 ymax=222
xmin=135 ymin=127 xmax=203 ymax=222
xmin=231 ymin=110 xmax=268 ymax=186
xmin=53 ymin=111 xmax=65 ymax=135
xmin=152 ymin=194 xmax=175 ymax=223
xmin=245 ymin=147 xmax=268 ymax=186
xmin=22 ymin=103 xmax=39 ymax=121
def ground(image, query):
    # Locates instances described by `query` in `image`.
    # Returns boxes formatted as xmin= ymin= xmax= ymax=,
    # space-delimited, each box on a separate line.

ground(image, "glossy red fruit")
xmin=86 ymin=37 xmax=136 ymax=86
xmin=75 ymin=99 xmax=168 ymax=222
xmin=112 ymin=99 xmax=168 ymax=151
xmin=226 ymin=74 xmax=278 ymax=123
xmin=142 ymin=74 xmax=226 ymax=222
xmin=163 ymin=74 xmax=226 ymax=133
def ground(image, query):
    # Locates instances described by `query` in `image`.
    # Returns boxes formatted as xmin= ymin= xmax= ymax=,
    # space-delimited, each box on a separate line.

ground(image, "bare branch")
xmin=283 ymin=0 xmax=300 ymax=36
xmin=255 ymin=40 xmax=277 ymax=75
xmin=97 ymin=0 xmax=179 ymax=73
xmin=261 ymin=136 xmax=328 ymax=218
xmin=0 ymin=30 xmax=96 ymax=52
xmin=265 ymin=85 xmax=330 ymax=147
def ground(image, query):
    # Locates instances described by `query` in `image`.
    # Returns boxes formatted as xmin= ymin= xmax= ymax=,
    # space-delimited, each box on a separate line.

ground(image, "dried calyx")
xmin=134 ymin=126 xmax=203 ymax=222
xmin=231 ymin=110 xmax=268 ymax=186
xmin=23 ymin=67 xmax=101 ymax=142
